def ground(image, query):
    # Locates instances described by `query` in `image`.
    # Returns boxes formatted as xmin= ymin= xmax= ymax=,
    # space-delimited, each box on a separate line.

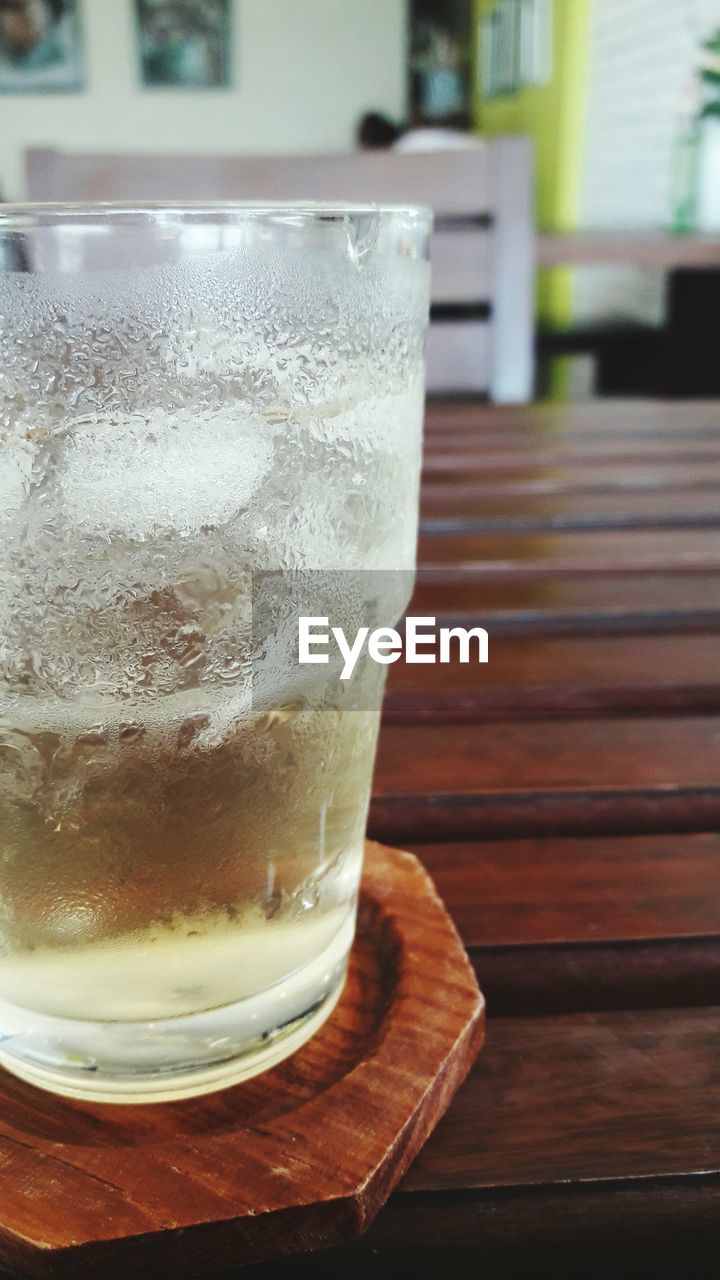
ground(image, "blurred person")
xmin=356 ymin=110 xmax=482 ymax=154
xmin=394 ymin=122 xmax=483 ymax=152
xmin=356 ymin=112 xmax=404 ymax=150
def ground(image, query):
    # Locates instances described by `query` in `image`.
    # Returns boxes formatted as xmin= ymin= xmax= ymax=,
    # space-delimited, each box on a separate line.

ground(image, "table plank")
xmin=410 ymin=572 xmax=720 ymax=636
xmin=369 ymin=718 xmax=720 ymax=840
xmin=424 ymin=426 xmax=720 ymax=448
xmin=375 ymin=719 xmax=720 ymax=794
xmin=423 ymin=443 xmax=720 ymax=468
xmin=423 ymin=418 xmax=720 ymax=442
xmin=385 ymin=634 xmax=720 ymax=720
xmin=416 ymin=529 xmax=720 ymax=572
xmin=402 ymin=1007 xmax=720 ymax=1190
xmin=423 ymin=465 xmax=720 ymax=495
xmin=415 ymin=835 xmax=720 ymax=1014
xmin=422 ymin=464 xmax=720 ymax=493
xmin=423 ymin=399 xmax=720 ymax=436
xmin=421 ymin=488 xmax=720 ymax=530
xmin=390 ymin=633 xmax=720 ymax=692
xmin=415 ymin=833 xmax=720 ymax=947
xmin=469 ymin=937 xmax=720 ymax=1016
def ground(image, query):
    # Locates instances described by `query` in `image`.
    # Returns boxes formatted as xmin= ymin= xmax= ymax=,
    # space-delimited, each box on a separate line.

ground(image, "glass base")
xmin=0 ymin=914 xmax=353 ymax=1104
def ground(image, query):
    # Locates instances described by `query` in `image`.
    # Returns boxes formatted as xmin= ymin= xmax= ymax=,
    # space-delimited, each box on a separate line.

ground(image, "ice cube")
xmin=59 ymin=408 xmax=273 ymax=539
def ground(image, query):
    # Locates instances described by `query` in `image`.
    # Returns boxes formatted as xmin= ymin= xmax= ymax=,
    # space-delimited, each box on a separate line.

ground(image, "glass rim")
xmin=0 ymin=200 xmax=433 ymax=229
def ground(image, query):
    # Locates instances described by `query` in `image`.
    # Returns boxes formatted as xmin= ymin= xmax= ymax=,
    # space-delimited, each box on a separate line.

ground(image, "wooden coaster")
xmin=0 ymin=842 xmax=484 ymax=1278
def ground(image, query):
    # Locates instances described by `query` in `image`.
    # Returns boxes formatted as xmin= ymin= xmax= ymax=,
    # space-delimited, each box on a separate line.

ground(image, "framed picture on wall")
xmin=135 ymin=0 xmax=232 ymax=89
xmin=409 ymin=0 xmax=473 ymax=126
xmin=0 ymin=0 xmax=85 ymax=94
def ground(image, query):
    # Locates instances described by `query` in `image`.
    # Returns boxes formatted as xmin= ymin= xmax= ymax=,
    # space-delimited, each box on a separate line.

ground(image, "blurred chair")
xmin=27 ymin=139 xmax=534 ymax=402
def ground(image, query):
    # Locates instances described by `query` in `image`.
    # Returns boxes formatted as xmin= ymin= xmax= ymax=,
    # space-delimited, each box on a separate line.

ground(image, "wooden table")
xmin=237 ymin=398 xmax=720 ymax=1279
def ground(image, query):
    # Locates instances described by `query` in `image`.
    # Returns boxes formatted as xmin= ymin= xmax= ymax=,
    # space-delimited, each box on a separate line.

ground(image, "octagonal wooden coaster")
xmin=0 ymin=841 xmax=484 ymax=1279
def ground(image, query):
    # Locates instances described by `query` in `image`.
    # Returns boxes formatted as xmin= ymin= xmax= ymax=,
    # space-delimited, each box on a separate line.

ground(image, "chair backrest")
xmin=26 ymin=139 xmax=534 ymax=402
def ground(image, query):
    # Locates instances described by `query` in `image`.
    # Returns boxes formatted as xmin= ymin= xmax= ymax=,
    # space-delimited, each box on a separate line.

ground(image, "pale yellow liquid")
xmin=0 ymin=687 xmax=379 ymax=1023
xmin=0 ymin=902 xmax=351 ymax=1021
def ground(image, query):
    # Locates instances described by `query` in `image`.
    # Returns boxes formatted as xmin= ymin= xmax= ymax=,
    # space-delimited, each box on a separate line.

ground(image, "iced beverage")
xmin=0 ymin=205 xmax=430 ymax=1100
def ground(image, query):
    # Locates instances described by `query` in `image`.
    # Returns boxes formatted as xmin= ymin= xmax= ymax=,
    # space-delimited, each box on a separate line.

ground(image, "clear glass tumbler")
xmin=0 ymin=203 xmax=430 ymax=1101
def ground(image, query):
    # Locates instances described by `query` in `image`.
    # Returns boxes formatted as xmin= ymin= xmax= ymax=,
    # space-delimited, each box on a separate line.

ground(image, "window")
xmin=479 ymin=0 xmax=553 ymax=98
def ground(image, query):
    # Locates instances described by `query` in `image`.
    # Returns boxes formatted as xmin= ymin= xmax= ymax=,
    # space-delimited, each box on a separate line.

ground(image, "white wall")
xmin=0 ymin=0 xmax=408 ymax=201
xmin=573 ymin=0 xmax=720 ymax=324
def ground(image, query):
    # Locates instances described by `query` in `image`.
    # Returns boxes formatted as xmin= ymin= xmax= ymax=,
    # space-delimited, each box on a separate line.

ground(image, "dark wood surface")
xmin=416 ymin=528 xmax=720 ymax=570
xmin=324 ymin=399 xmax=720 ymax=1278
xmin=421 ymin=486 xmax=720 ymax=527
xmin=0 ymin=845 xmax=483 ymax=1279
xmin=409 ymin=572 xmax=720 ymax=638
xmin=385 ymin=635 xmax=720 ymax=720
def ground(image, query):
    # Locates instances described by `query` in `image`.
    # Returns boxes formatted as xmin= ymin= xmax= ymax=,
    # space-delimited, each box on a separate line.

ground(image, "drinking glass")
xmin=0 ymin=203 xmax=430 ymax=1101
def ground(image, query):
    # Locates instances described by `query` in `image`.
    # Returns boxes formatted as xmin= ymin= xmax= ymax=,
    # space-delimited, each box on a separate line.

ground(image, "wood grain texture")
xmin=374 ymin=718 xmax=720 ymax=793
xmin=423 ymin=443 xmax=720 ymax=469
xmin=469 ymin=938 xmax=720 ymax=1015
xmin=423 ymin=463 xmax=720 ymax=493
xmin=385 ymin=633 xmax=720 ymax=721
xmin=422 ymin=425 xmax=720 ymax=448
xmin=421 ymin=487 xmax=720 ymax=530
xmin=0 ymin=845 xmax=483 ymax=1279
xmin=414 ymin=833 xmax=720 ymax=947
xmin=414 ymin=835 xmax=720 ymax=1014
xmin=422 ymin=401 xmax=720 ymax=438
xmin=391 ymin=633 xmax=720 ymax=694
xmin=412 ymin=569 xmax=720 ymax=609
xmin=369 ymin=719 xmax=720 ymax=840
xmin=422 ymin=398 xmax=720 ymax=436
xmin=402 ymin=1006 xmax=720 ymax=1190
xmin=416 ymin=528 xmax=720 ymax=573
xmin=409 ymin=572 xmax=720 ymax=637
xmin=423 ymin=464 xmax=720 ymax=494
xmin=370 ymin=789 xmax=720 ymax=843
xmin=423 ymin=420 xmax=720 ymax=441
